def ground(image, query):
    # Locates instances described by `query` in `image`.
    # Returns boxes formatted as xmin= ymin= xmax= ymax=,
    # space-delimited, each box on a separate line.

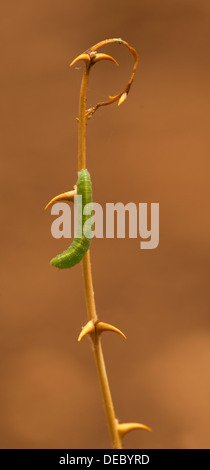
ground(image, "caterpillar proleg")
xmin=51 ymin=169 xmax=93 ymax=269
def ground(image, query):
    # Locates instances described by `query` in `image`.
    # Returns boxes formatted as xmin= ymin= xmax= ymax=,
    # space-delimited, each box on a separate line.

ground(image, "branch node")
xmin=78 ymin=320 xmax=126 ymax=342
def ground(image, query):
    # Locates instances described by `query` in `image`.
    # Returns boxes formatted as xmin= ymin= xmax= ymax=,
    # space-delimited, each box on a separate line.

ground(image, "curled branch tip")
xmin=70 ymin=38 xmax=139 ymax=120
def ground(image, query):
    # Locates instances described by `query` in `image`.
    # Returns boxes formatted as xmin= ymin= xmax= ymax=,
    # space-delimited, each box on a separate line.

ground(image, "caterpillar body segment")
xmin=51 ymin=169 xmax=93 ymax=269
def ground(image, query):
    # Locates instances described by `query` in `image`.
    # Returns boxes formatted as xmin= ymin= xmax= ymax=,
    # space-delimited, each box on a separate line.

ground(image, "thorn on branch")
xmin=78 ymin=320 xmax=127 ymax=342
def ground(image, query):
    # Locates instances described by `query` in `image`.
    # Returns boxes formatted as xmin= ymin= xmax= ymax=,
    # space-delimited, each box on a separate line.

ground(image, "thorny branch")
xmin=46 ymin=38 xmax=151 ymax=449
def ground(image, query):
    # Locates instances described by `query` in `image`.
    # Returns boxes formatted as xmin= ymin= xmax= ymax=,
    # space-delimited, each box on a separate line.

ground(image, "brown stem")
xmin=94 ymin=332 xmax=122 ymax=449
xmin=81 ymin=251 xmax=97 ymax=323
xmin=78 ymin=65 xmax=89 ymax=171
xmin=73 ymin=38 xmax=139 ymax=448
xmin=77 ymin=59 xmax=122 ymax=449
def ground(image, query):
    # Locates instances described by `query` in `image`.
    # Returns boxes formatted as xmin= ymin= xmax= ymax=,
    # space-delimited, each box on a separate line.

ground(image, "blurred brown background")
xmin=1 ymin=0 xmax=209 ymax=449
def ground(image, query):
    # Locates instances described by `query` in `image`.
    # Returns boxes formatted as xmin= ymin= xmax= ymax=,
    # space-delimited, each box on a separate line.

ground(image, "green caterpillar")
xmin=51 ymin=169 xmax=93 ymax=269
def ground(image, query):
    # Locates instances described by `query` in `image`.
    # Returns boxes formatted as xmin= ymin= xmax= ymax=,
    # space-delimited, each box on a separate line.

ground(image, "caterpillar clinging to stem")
xmin=49 ymin=169 xmax=93 ymax=269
